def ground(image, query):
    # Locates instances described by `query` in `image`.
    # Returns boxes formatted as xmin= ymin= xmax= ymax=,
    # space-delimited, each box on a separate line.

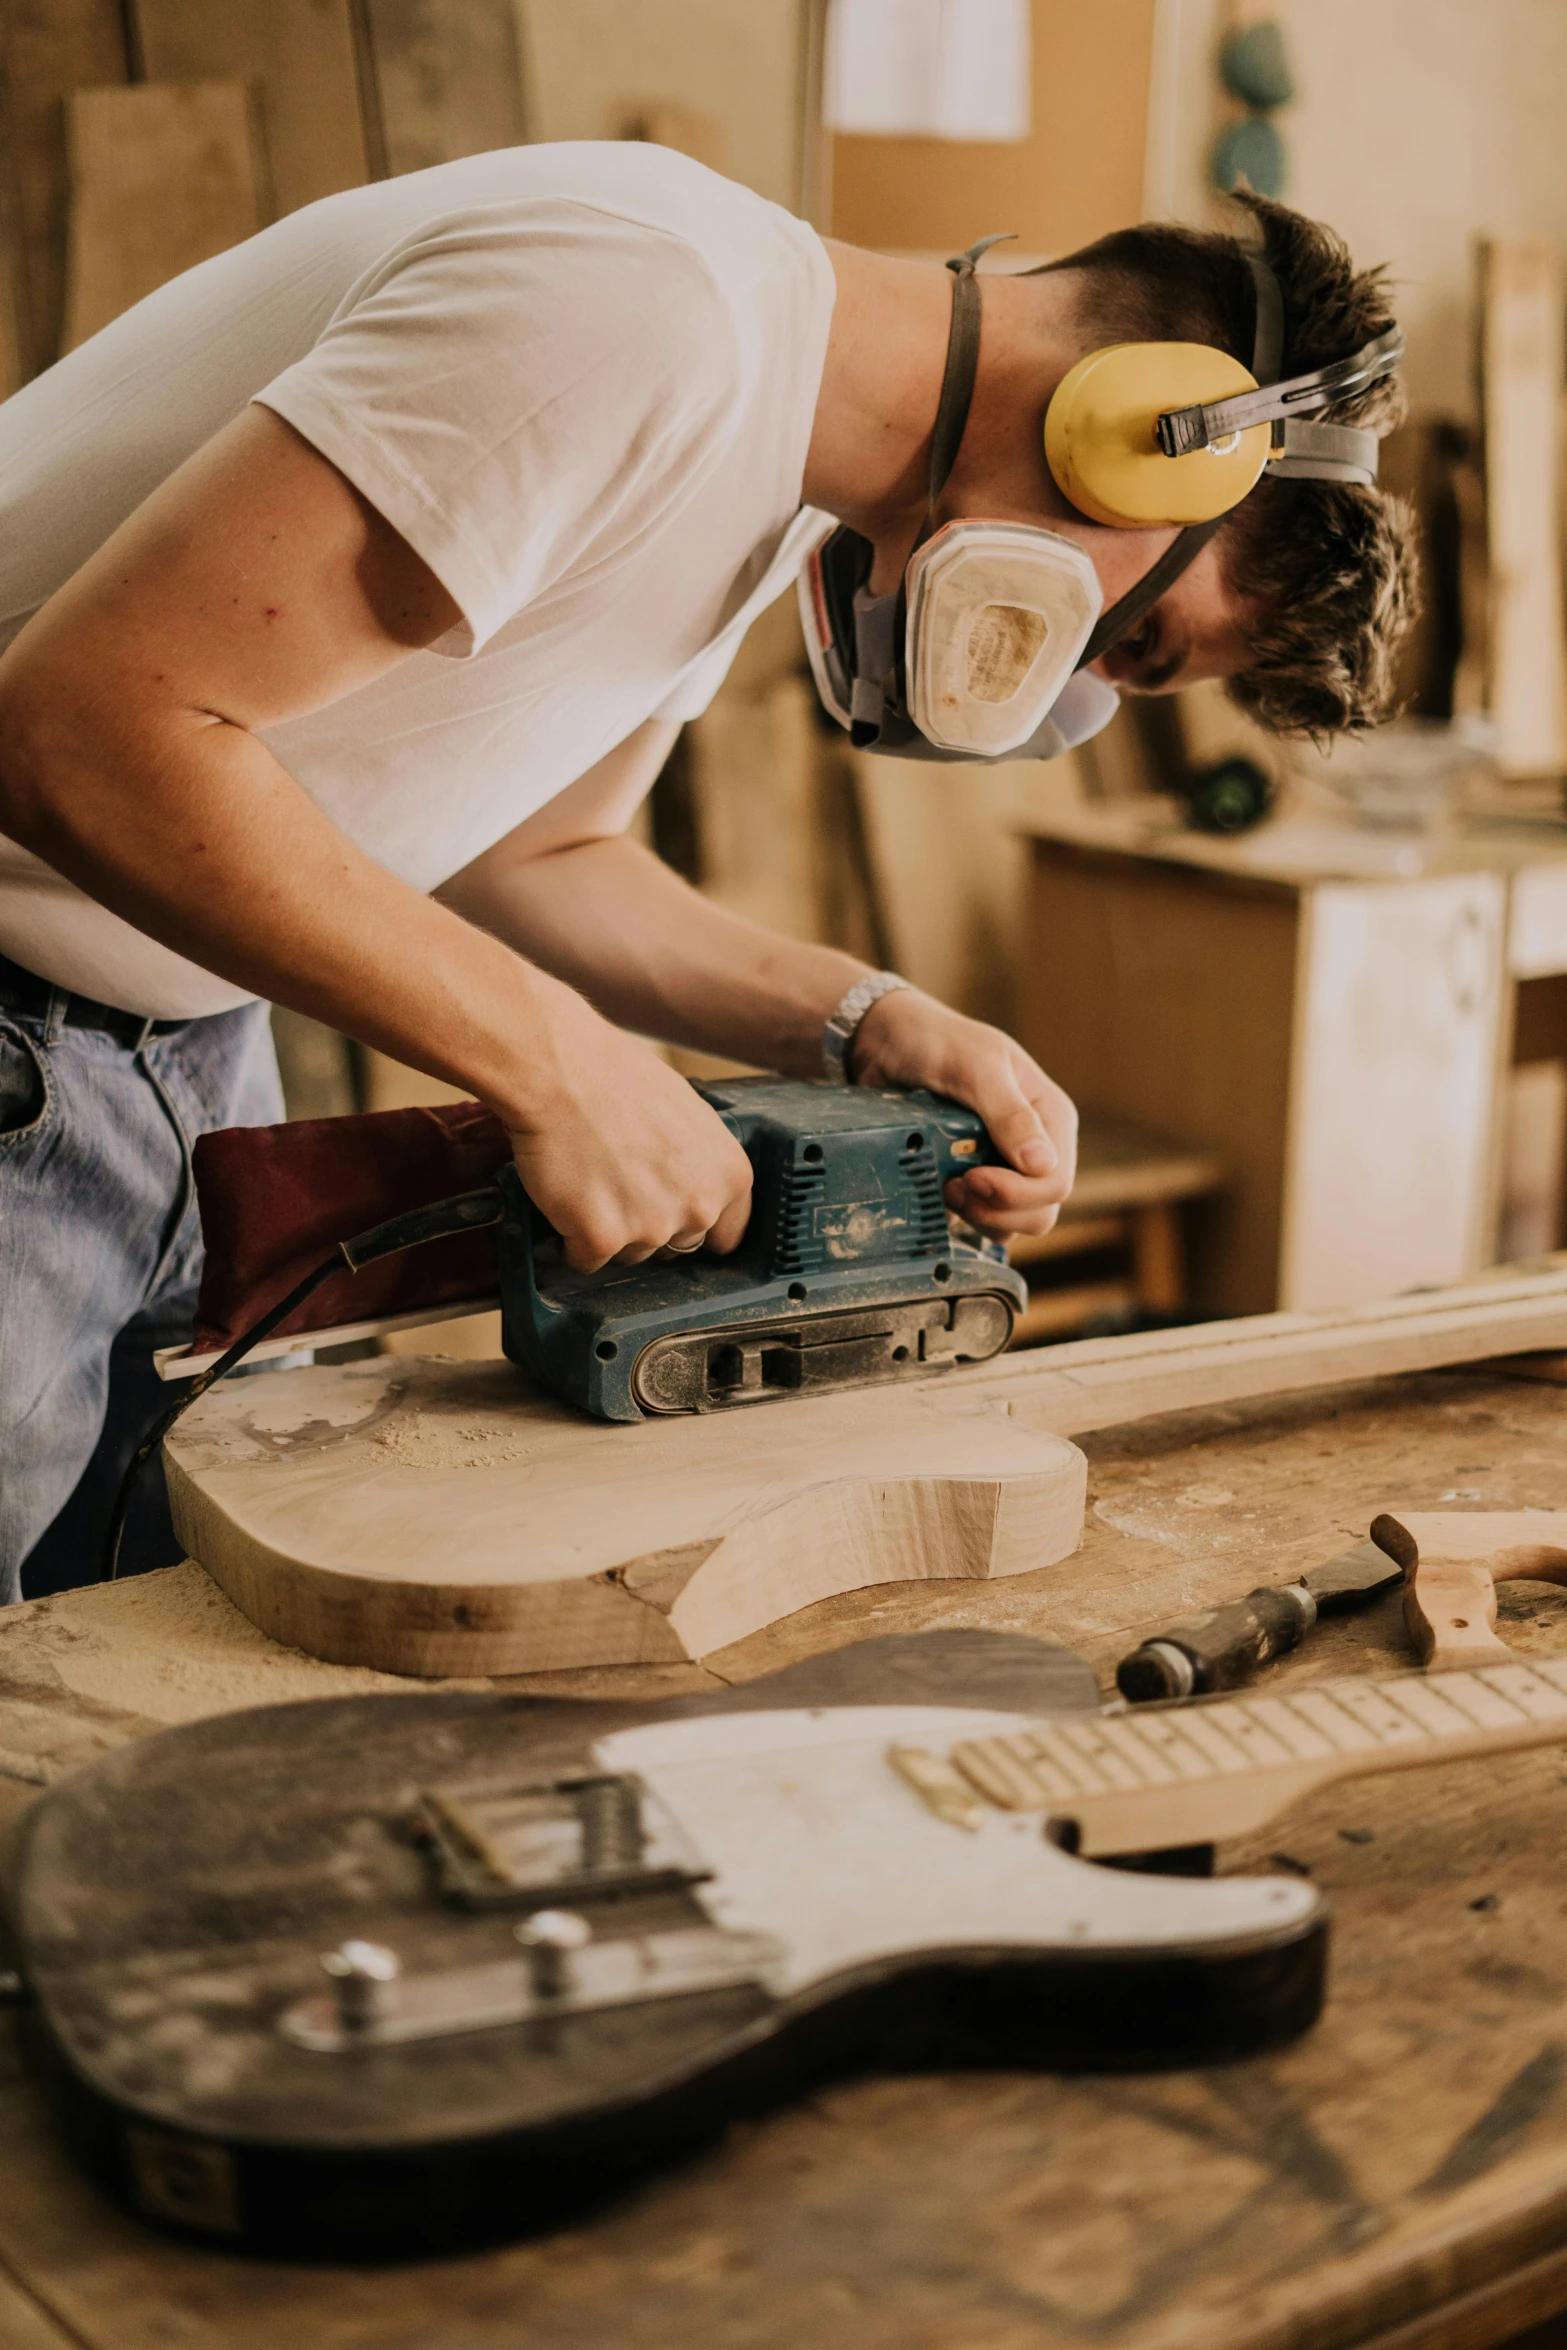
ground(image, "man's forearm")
xmin=439 ymin=832 xmax=875 ymax=1077
xmin=0 ymin=685 xmax=576 ymax=1129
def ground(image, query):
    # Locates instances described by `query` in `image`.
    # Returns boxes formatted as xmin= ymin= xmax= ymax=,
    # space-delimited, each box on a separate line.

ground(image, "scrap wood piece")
xmin=163 ymin=1358 xmax=1087 ymax=1679
xmin=61 ymin=81 xmax=266 ymax=351
xmin=1481 ymin=240 xmax=1567 ymax=778
xmin=130 ymin=0 xmax=368 ymax=213
xmin=1372 ymin=1512 xmax=1567 ymax=1671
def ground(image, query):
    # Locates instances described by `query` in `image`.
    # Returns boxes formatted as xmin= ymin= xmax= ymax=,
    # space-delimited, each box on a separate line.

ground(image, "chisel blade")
xmin=1300 ymin=1538 xmax=1406 ymax=1614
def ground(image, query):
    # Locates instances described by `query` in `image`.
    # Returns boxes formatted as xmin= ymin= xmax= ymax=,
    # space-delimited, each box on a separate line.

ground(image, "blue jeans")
xmin=0 ymin=953 xmax=281 ymax=1604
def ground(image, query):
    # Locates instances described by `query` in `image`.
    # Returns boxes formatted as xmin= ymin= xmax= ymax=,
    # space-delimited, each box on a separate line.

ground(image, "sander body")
xmin=499 ymin=1077 xmax=1026 ymax=1420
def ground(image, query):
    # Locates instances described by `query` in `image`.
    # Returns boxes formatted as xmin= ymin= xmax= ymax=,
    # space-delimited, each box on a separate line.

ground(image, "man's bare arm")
xmin=0 ymin=406 xmax=754 ymax=1265
xmin=441 ymin=753 xmax=1079 ymax=1238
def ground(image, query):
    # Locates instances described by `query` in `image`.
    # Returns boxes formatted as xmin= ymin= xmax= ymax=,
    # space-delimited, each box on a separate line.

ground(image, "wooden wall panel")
xmin=516 ymin=0 xmax=808 ymax=212
xmin=130 ymin=0 xmax=369 ymax=215
xmin=363 ymin=0 xmax=526 ymax=177
xmin=60 ymin=82 xmax=266 ymax=351
xmin=0 ymin=0 xmax=128 ymax=375
xmin=830 ymin=0 xmax=1157 ymax=254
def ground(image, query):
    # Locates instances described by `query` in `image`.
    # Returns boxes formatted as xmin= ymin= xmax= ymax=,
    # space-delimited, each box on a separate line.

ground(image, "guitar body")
xmin=7 ymin=1634 xmax=1324 ymax=2261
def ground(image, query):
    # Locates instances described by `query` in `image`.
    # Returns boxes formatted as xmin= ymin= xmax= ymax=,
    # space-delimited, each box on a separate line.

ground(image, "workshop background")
xmin=7 ymin=0 xmax=1566 ymax=1351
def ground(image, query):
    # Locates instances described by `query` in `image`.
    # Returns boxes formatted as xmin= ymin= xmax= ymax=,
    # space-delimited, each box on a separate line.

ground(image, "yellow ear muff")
xmin=1044 ymin=343 xmax=1271 ymax=529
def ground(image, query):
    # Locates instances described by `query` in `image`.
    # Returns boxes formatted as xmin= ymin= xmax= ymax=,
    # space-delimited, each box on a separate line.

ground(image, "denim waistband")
xmin=0 ymin=948 xmax=198 ymax=1048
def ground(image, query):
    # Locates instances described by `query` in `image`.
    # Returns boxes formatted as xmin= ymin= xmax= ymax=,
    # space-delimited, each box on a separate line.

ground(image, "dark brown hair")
xmin=1047 ymin=191 xmax=1419 ymax=737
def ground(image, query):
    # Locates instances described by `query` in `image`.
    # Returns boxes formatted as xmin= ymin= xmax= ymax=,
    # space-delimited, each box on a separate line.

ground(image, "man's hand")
xmin=509 ymin=988 xmax=754 ymax=1271
xmin=848 ymin=988 xmax=1078 ymax=1238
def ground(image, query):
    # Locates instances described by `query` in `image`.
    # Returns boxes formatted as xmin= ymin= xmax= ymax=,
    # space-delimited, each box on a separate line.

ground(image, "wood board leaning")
xmin=162 ymin=1254 xmax=1567 ymax=1680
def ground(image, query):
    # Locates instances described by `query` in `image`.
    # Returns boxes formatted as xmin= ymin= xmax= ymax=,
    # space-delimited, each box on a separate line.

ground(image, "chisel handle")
xmin=1116 ymin=1584 xmax=1317 ymax=1703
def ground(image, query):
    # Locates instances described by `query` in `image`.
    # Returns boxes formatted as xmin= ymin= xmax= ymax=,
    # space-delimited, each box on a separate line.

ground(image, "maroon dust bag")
xmin=189 ymin=1100 xmax=510 ymax=1354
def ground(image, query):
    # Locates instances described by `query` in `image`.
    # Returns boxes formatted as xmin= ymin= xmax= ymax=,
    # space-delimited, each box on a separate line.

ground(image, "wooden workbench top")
xmin=1020 ymin=796 xmax=1567 ymax=898
xmin=1 ymin=1366 xmax=1566 ymax=2350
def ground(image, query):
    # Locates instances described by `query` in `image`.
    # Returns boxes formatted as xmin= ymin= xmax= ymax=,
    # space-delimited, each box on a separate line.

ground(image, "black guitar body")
xmin=6 ymin=1634 xmax=1325 ymax=2260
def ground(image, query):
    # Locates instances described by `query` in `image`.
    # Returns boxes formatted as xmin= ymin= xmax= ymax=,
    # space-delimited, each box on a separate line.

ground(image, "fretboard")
xmin=949 ymin=1661 xmax=1567 ymax=1854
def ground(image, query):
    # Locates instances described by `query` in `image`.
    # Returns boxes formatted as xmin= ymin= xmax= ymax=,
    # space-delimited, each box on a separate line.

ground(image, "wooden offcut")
xmin=60 ymin=81 xmax=266 ymax=351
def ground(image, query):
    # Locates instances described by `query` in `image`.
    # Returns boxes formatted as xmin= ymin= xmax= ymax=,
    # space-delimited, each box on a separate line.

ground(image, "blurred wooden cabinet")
xmin=1019 ymin=820 xmax=1510 ymax=1317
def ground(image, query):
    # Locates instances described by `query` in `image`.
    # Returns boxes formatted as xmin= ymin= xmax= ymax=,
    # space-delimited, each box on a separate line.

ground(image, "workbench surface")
xmin=0 ymin=1366 xmax=1565 ymax=2350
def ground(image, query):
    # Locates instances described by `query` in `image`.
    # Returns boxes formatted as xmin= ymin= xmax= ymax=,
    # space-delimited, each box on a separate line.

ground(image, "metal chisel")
xmin=1115 ymin=1538 xmax=1406 ymax=1703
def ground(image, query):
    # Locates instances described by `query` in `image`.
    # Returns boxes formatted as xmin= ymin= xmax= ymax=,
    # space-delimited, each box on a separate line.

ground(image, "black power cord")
xmin=105 ymin=1186 xmax=504 ymax=1584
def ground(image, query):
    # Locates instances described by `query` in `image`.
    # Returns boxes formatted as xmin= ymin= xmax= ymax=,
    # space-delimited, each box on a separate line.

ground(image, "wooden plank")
xmin=163 ymin=1361 xmax=1087 ymax=1676
xmin=360 ymin=0 xmax=525 ymax=177
xmin=130 ymin=0 xmax=368 ymax=215
xmin=1481 ymin=241 xmax=1567 ymax=779
xmin=0 ymin=0 xmax=127 ymax=373
xmin=60 ymin=82 xmax=266 ymax=352
xmin=978 ymin=1251 xmax=1567 ymax=1436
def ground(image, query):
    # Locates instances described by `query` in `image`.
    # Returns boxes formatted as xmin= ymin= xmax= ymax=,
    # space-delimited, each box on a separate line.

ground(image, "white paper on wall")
xmin=823 ymin=0 xmax=1031 ymax=142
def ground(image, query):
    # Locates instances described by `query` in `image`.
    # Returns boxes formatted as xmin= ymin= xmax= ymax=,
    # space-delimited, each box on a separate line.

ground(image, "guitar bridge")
xmin=280 ymin=1922 xmax=785 ymax=2053
xmin=414 ymin=1768 xmax=709 ymax=1910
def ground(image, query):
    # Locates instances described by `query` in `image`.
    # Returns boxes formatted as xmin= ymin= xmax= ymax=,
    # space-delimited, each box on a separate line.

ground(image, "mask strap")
xmin=1075 ymin=250 xmax=1283 ymax=673
xmin=923 ymin=233 xmax=1016 ymax=528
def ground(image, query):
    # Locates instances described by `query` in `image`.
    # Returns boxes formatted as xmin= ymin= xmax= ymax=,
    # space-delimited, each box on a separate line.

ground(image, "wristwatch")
xmin=821 ymin=971 xmax=911 ymax=1081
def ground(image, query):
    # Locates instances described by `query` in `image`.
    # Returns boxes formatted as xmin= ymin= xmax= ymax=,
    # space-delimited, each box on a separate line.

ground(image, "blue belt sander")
xmin=498 ymin=1076 xmax=1026 ymax=1421
xmin=111 ymin=1079 xmax=1025 ymax=1574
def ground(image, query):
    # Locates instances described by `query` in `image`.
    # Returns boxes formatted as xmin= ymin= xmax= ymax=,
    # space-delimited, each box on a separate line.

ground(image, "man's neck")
xmin=802 ymin=243 xmax=1088 ymax=590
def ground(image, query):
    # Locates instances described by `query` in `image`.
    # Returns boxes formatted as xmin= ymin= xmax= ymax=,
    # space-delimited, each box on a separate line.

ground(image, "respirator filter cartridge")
xmin=904 ymin=522 xmax=1102 ymax=757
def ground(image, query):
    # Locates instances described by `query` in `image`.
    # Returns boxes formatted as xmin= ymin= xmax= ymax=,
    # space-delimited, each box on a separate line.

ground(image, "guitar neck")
xmin=948 ymin=1660 xmax=1567 ymax=1856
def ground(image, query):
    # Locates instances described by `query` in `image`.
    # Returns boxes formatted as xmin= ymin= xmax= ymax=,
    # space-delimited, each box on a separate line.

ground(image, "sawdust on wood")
xmin=367 ymin=1416 xmax=528 ymax=1470
xmin=0 ymin=1564 xmax=417 ymax=1725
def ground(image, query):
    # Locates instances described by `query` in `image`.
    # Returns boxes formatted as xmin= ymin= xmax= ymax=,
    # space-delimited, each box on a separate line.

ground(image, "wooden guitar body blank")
xmin=163 ymin=1357 xmax=1088 ymax=1678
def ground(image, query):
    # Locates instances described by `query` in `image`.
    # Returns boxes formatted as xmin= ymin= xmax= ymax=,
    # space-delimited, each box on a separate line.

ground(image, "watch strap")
xmin=822 ymin=971 xmax=911 ymax=1081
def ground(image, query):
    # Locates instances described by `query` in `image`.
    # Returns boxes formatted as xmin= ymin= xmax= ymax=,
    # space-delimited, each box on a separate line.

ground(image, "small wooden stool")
xmin=1007 ymin=1112 xmax=1225 ymax=1344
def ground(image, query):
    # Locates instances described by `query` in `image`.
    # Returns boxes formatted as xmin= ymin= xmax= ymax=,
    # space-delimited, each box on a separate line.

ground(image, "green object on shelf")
xmin=1182 ymin=756 xmax=1275 ymax=836
xmin=1220 ymin=21 xmax=1294 ymax=110
xmin=1212 ymin=113 xmax=1286 ymax=200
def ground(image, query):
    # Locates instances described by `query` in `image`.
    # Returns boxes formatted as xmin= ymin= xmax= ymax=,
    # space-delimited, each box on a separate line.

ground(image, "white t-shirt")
xmin=0 ymin=144 xmax=837 ymax=1016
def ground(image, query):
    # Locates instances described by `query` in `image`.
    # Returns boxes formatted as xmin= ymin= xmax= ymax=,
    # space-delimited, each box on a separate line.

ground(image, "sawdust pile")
xmin=3 ymin=1564 xmax=415 ymax=1725
xmin=369 ymin=1416 xmax=528 ymax=1471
